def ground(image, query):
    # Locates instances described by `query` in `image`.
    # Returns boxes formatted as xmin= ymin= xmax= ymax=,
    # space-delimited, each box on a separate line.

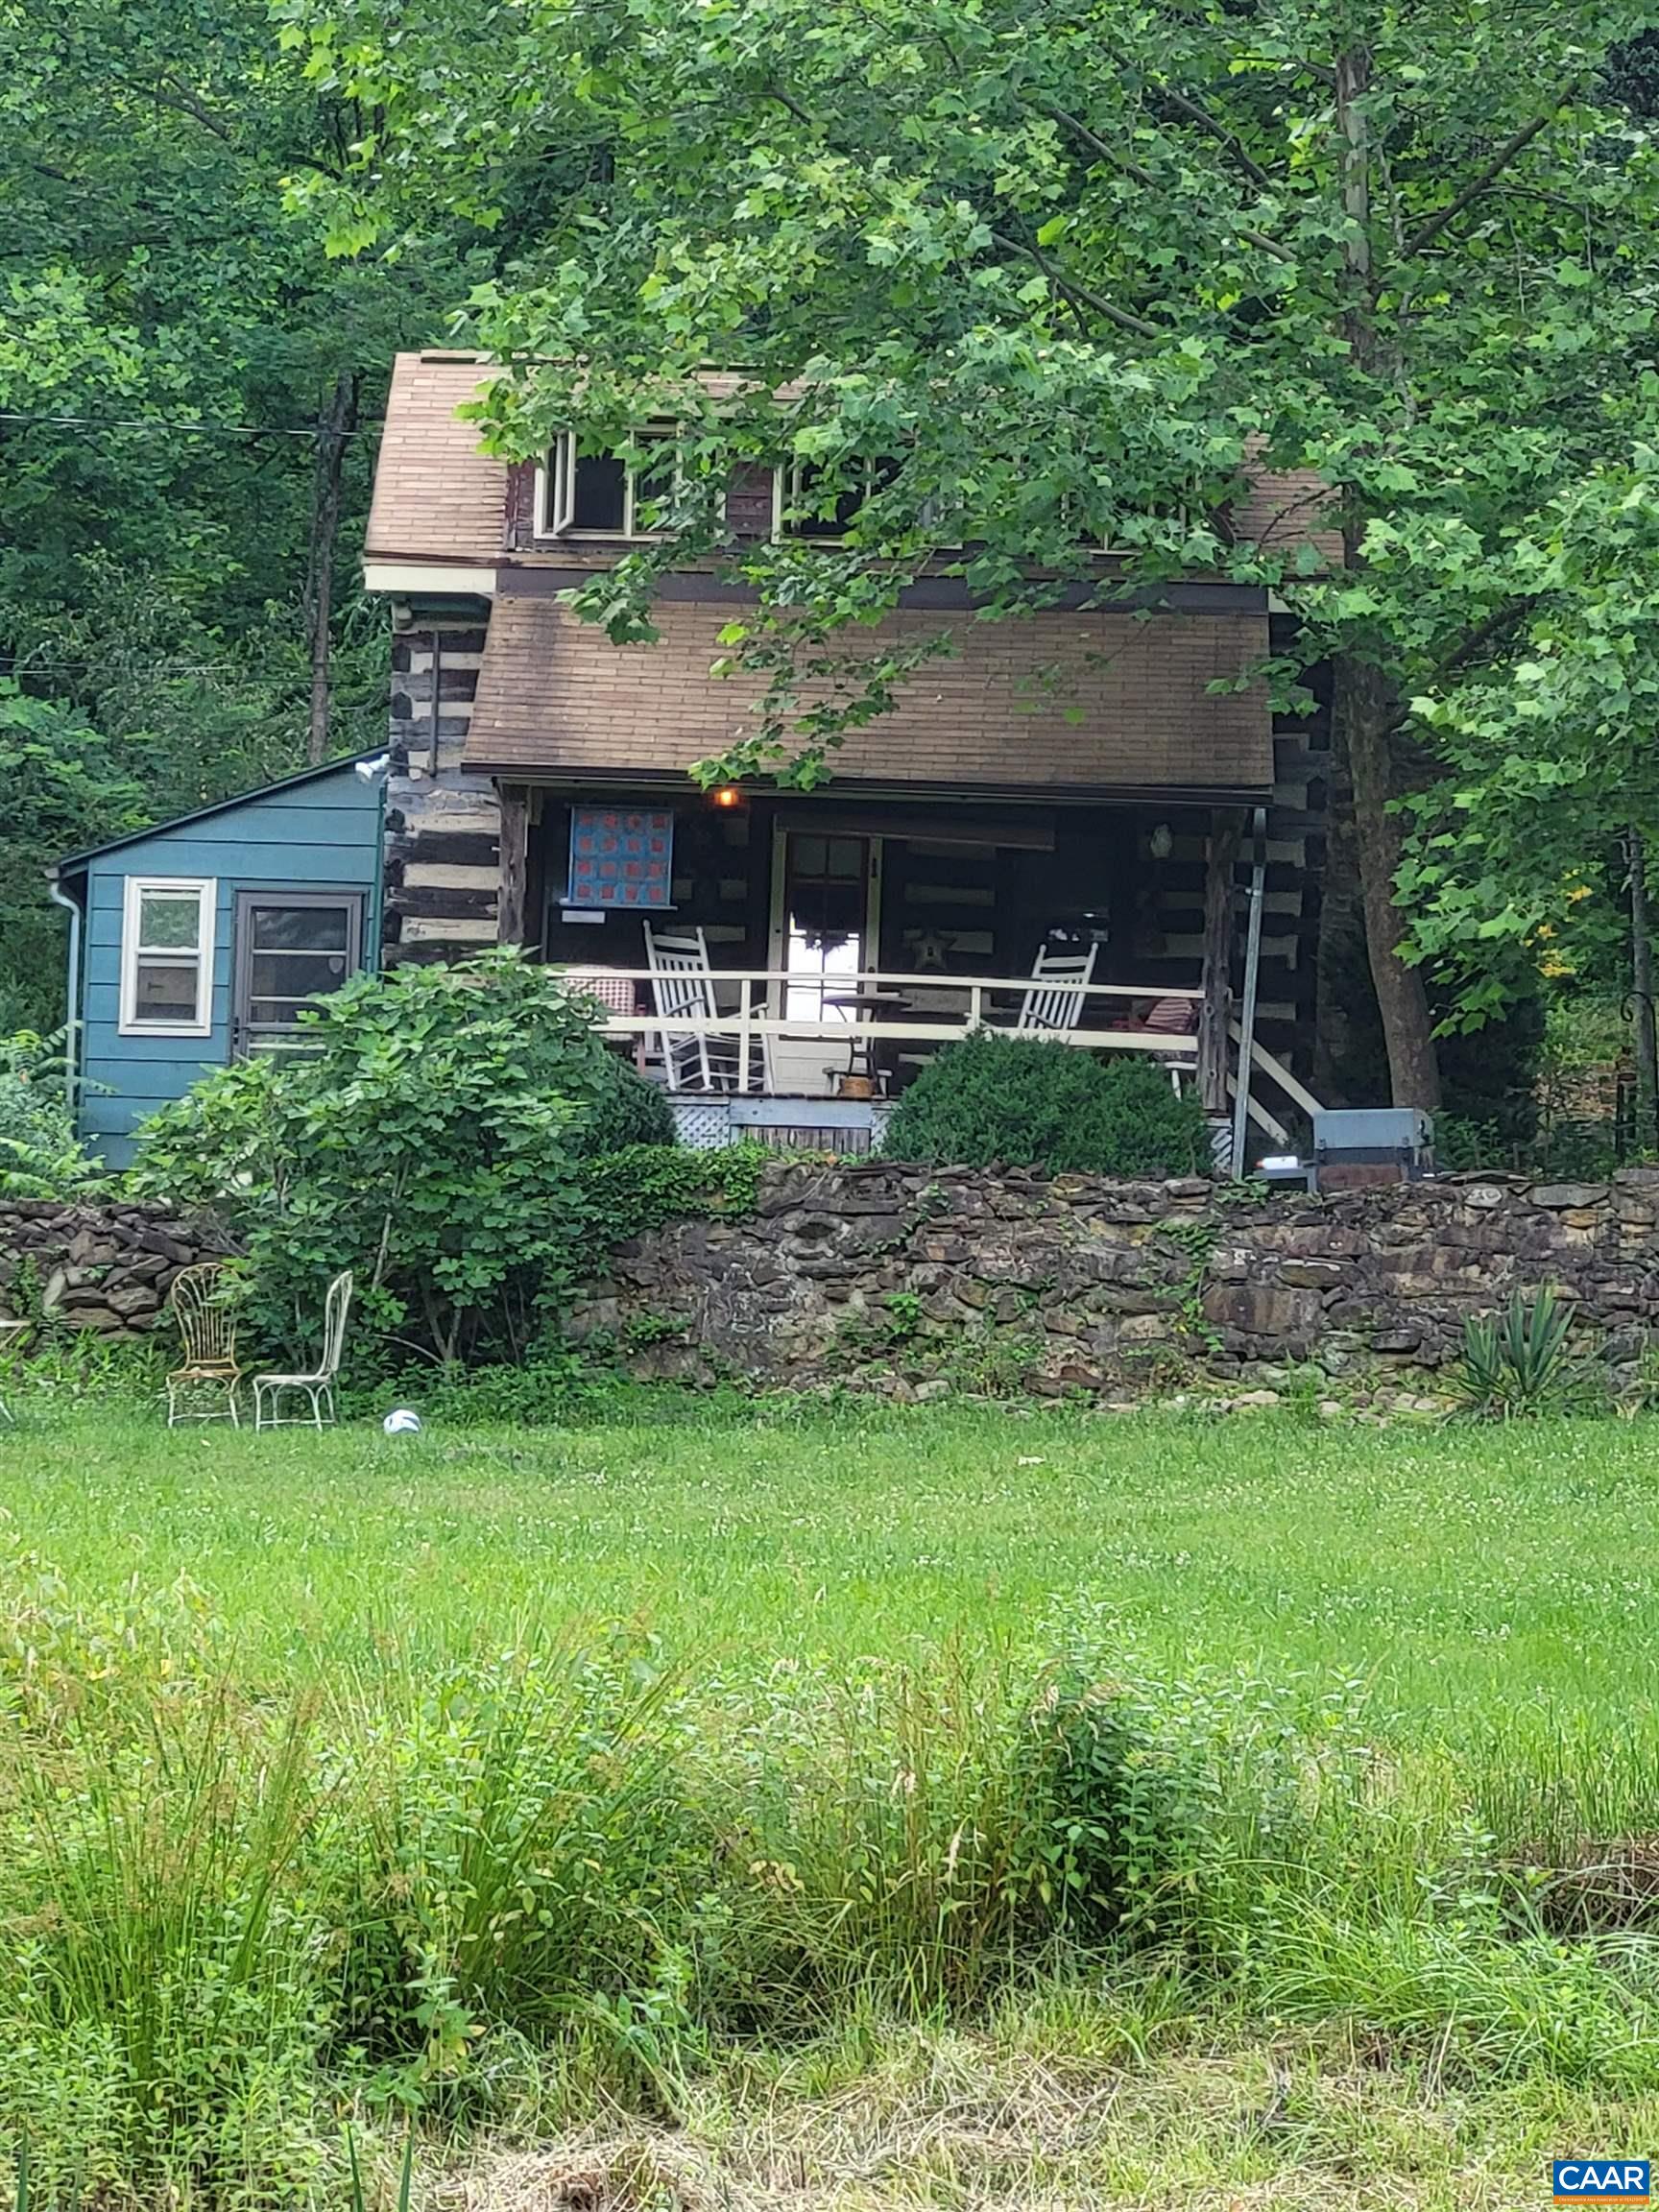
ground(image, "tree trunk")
xmin=1629 ymin=829 xmax=1659 ymax=1151
xmin=303 ymin=370 xmax=359 ymax=767
xmin=1330 ymin=40 xmax=1440 ymax=1113
xmin=1311 ymin=713 xmax=1363 ymax=1106
xmin=1338 ymin=653 xmax=1441 ymax=1111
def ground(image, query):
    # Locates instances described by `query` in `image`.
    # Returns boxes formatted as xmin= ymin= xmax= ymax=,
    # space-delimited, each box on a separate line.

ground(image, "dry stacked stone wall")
xmin=577 ymin=1162 xmax=1659 ymax=1397
xmin=0 ymin=1200 xmax=230 ymax=1335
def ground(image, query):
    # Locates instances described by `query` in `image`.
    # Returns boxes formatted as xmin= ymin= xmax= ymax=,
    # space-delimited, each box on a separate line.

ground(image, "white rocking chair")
xmin=252 ymin=1269 xmax=353 ymax=1433
xmin=642 ymin=923 xmax=769 ymax=1093
xmin=1008 ymin=942 xmax=1099 ymax=1034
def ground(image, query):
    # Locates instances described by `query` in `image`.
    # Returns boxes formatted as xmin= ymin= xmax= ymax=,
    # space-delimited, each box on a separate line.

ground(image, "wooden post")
xmin=1197 ymin=809 xmax=1242 ymax=1117
xmin=497 ymin=783 xmax=529 ymax=947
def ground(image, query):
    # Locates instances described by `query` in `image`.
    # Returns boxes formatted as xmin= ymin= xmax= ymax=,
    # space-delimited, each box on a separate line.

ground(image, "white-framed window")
xmin=119 ymin=877 xmax=216 ymax=1037
xmin=779 ymin=455 xmax=903 ymax=541
xmin=535 ymin=424 xmax=682 ymax=539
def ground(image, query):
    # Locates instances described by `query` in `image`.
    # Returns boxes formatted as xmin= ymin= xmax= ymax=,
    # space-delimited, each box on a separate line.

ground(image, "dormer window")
xmin=538 ymin=426 xmax=680 ymax=538
xmin=781 ymin=456 xmax=903 ymax=541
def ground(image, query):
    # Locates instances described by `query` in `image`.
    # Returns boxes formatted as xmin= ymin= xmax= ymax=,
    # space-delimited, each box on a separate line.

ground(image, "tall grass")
xmin=4 ymin=1408 xmax=1659 ymax=2197
xmin=0 ymin=1586 xmax=1657 ymax=2200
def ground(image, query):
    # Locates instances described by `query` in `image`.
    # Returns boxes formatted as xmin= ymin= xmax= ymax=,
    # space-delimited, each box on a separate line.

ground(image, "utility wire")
xmin=0 ymin=408 xmax=383 ymax=438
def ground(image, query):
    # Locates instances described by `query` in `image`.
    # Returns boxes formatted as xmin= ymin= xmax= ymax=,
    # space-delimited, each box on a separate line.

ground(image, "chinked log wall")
xmin=378 ymin=613 xmax=1329 ymax=1082
xmin=384 ymin=623 xmax=499 ymax=961
xmin=575 ymin=1162 xmax=1659 ymax=1395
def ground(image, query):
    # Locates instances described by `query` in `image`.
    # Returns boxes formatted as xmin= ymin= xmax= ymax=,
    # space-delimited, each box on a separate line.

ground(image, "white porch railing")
xmin=563 ymin=967 xmax=1203 ymax=1095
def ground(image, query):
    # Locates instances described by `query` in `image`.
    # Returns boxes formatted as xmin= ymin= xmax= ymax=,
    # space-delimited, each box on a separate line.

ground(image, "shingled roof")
xmin=365 ymin=354 xmax=505 ymax=565
xmin=464 ymin=595 xmax=1274 ymax=797
xmin=365 ymin=351 xmax=1343 ymax=571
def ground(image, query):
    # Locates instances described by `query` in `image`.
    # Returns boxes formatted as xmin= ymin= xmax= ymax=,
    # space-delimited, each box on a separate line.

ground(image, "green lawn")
xmin=3 ymin=1399 xmax=1658 ymax=2204
xmin=6 ymin=1401 xmax=1657 ymax=1757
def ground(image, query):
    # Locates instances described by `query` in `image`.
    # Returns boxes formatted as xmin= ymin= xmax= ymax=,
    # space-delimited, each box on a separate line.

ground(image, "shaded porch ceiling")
xmin=463 ymin=594 xmax=1274 ymax=798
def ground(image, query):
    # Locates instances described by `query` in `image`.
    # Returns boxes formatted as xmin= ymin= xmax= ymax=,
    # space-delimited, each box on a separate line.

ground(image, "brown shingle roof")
xmin=365 ymin=354 xmax=504 ymax=564
xmin=365 ymin=351 xmax=1344 ymax=570
xmin=465 ymin=597 xmax=1273 ymax=795
xmin=1234 ymin=462 xmax=1344 ymax=565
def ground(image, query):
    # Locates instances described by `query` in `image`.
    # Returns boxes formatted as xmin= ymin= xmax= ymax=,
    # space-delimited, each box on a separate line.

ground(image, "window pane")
xmin=632 ymin=435 xmax=678 ymax=527
xmin=571 ymin=452 xmax=627 ymax=531
xmin=250 ymin=904 xmax=349 ymax=952
xmin=246 ymin=997 xmax=314 ymax=1027
xmin=138 ymin=891 xmax=201 ymax=951
xmin=133 ymin=959 xmax=201 ymax=1022
xmin=827 ymin=838 xmax=863 ymax=878
xmin=250 ymin=950 xmax=349 ymax=998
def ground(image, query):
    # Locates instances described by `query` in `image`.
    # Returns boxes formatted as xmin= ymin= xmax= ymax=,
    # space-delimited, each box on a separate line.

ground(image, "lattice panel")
xmin=667 ymin=1097 xmax=733 ymax=1149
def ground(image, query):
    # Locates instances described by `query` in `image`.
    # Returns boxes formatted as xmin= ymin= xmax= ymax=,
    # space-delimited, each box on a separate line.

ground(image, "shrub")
xmin=582 ymin=1141 xmax=771 ymax=1245
xmin=0 ymin=1031 xmax=103 ymax=1198
xmin=1453 ymin=1286 xmax=1593 ymax=1418
xmin=574 ymin=1051 xmax=677 ymax=1156
xmin=883 ymin=1030 xmax=1209 ymax=1176
xmin=130 ymin=950 xmax=641 ymax=1367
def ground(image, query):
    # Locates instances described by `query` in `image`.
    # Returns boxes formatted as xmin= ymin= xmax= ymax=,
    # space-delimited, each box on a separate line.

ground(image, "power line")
xmin=0 ymin=408 xmax=382 ymax=439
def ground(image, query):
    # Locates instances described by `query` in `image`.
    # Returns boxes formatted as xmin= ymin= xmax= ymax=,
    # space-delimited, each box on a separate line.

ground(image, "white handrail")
xmin=557 ymin=964 xmax=1203 ymax=999
xmin=599 ymin=1014 xmax=1197 ymax=1049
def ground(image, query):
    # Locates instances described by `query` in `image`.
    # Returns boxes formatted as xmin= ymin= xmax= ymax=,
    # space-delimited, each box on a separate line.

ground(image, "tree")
xmin=275 ymin=0 xmax=1657 ymax=1109
xmin=1399 ymin=448 xmax=1659 ymax=1144
xmin=0 ymin=0 xmax=497 ymax=999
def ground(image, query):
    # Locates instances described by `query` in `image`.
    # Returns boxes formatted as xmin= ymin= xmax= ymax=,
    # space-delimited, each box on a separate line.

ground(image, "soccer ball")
xmin=382 ymin=1407 xmax=422 ymax=1436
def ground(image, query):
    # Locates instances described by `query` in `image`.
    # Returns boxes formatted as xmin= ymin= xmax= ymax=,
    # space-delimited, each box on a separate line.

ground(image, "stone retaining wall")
xmin=0 ymin=1200 xmax=231 ymax=1335
xmin=577 ymin=1163 xmax=1659 ymax=1396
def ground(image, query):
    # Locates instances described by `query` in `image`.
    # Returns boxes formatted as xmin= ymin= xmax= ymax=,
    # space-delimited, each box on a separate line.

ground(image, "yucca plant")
xmin=1453 ymin=1286 xmax=1581 ymax=1419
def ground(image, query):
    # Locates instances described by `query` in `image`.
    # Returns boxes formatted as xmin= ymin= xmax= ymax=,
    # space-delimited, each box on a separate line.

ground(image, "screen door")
xmin=232 ymin=891 xmax=363 ymax=1052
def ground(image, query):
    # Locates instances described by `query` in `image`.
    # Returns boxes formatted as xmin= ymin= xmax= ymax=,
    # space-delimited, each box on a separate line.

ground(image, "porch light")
xmin=710 ymin=785 xmax=744 ymax=809
xmin=1148 ymin=821 xmax=1174 ymax=859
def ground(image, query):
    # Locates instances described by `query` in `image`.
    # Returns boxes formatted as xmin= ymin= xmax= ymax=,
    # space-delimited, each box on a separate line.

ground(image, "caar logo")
xmin=1554 ymin=2162 xmax=1650 ymax=2204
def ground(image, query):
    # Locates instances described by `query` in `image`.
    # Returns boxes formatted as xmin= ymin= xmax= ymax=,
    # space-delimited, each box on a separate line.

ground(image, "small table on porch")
xmin=823 ymin=991 xmax=912 ymax=1091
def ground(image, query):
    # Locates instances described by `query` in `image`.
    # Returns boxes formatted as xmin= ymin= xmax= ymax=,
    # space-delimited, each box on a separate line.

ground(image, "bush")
xmin=130 ymin=950 xmax=661 ymax=1367
xmin=574 ymin=1051 xmax=677 ymax=1156
xmin=0 ymin=1030 xmax=102 ymax=1197
xmin=883 ymin=1031 xmax=1209 ymax=1177
xmin=1453 ymin=1286 xmax=1596 ymax=1418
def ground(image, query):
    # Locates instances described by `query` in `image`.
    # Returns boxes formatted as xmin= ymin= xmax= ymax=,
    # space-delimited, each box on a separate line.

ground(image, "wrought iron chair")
xmin=252 ymin=1270 xmax=353 ymax=1433
xmin=642 ymin=923 xmax=769 ymax=1093
xmin=0 ymin=1318 xmax=28 ymax=1426
xmin=1006 ymin=942 xmax=1099 ymax=1034
xmin=165 ymin=1262 xmax=243 ymax=1428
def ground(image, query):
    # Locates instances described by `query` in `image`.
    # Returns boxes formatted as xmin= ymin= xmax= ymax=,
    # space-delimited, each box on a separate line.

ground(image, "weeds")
xmin=0 ymin=1407 xmax=1658 ymax=2198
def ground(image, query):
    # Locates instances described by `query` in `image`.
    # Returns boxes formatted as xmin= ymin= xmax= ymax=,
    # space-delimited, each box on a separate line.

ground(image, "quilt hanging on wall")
xmin=565 ymin=806 xmax=675 ymax=909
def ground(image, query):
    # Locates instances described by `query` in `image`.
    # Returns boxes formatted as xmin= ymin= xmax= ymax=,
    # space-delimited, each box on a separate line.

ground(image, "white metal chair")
xmin=0 ymin=1318 xmax=27 ymax=1426
xmin=642 ymin=923 xmax=768 ymax=1093
xmin=1010 ymin=942 xmax=1099 ymax=1034
xmin=252 ymin=1269 xmax=353 ymax=1433
xmin=165 ymin=1262 xmax=243 ymax=1428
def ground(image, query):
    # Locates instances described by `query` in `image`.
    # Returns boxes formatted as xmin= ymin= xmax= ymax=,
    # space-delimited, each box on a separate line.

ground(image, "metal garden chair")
xmin=0 ymin=1318 xmax=27 ymax=1426
xmin=252 ymin=1269 xmax=353 ymax=1433
xmin=165 ymin=1262 xmax=243 ymax=1428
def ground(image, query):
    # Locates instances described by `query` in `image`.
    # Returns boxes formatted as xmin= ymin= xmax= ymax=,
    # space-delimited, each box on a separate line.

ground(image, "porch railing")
xmin=563 ymin=967 xmax=1203 ymax=1095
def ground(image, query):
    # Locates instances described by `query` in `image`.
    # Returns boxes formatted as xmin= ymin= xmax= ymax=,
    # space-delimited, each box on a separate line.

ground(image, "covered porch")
xmin=464 ymin=585 xmax=1320 ymax=1160
xmin=493 ymin=786 xmax=1312 ymax=1160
